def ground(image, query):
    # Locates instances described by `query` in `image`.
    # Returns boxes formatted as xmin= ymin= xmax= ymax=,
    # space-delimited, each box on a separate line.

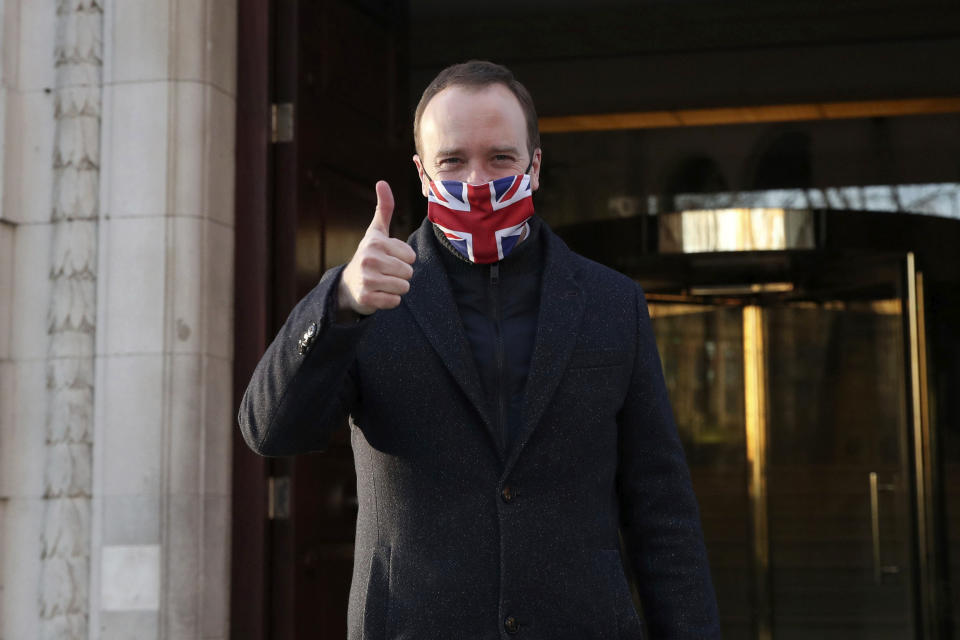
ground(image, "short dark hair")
xmin=414 ymin=60 xmax=541 ymax=158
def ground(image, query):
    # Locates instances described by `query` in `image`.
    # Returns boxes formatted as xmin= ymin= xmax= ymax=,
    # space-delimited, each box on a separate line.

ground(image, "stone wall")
xmin=1 ymin=1 xmax=61 ymax=636
xmin=0 ymin=1 xmax=237 ymax=638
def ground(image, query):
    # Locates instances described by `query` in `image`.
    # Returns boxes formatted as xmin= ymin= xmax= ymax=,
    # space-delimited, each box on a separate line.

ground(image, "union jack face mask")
xmin=426 ymin=173 xmax=535 ymax=264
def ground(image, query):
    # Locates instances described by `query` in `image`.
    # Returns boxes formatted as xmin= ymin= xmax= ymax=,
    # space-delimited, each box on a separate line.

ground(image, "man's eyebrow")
xmin=434 ymin=146 xmax=523 ymax=157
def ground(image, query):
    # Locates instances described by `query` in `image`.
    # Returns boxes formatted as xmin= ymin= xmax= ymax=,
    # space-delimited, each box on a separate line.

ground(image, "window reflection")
xmin=673 ymin=183 xmax=960 ymax=219
xmin=538 ymin=114 xmax=960 ymax=228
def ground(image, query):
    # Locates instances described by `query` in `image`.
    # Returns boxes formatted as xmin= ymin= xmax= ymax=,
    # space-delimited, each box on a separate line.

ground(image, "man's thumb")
xmin=371 ymin=180 xmax=395 ymax=235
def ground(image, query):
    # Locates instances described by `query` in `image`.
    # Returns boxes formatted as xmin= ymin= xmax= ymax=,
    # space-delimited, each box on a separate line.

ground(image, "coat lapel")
xmin=403 ymin=220 xmax=503 ymax=457
xmin=504 ymin=228 xmax=585 ymax=475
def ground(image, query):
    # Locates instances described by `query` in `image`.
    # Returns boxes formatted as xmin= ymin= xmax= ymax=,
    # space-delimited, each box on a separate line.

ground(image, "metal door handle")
xmin=869 ymin=471 xmax=901 ymax=584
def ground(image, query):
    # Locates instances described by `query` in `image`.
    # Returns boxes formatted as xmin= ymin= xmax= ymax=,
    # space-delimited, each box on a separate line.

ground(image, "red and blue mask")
xmin=426 ymin=174 xmax=535 ymax=264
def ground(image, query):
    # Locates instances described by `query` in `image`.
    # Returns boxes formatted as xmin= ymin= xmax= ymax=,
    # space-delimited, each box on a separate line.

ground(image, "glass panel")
xmin=539 ymin=113 xmax=960 ymax=227
xmin=764 ymin=301 xmax=915 ymax=639
xmin=649 ymin=303 xmax=753 ymax=639
xmin=925 ymin=278 xmax=960 ymax=636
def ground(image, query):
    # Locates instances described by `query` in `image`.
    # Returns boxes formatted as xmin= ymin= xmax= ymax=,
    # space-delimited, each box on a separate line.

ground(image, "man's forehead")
xmin=427 ymin=82 xmax=519 ymax=104
xmin=420 ymin=85 xmax=526 ymax=145
xmin=427 ymin=84 xmax=523 ymax=119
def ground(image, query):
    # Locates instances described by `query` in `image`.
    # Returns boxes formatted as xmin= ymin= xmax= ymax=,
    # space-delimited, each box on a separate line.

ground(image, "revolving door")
xmin=554 ymin=208 xmax=960 ymax=639
xmin=649 ymin=254 xmax=922 ymax=639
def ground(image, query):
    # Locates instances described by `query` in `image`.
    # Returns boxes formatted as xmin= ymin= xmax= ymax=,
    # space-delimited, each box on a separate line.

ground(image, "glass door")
xmin=764 ymin=297 xmax=915 ymax=639
xmin=648 ymin=252 xmax=929 ymax=639
xmin=650 ymin=303 xmax=753 ymax=637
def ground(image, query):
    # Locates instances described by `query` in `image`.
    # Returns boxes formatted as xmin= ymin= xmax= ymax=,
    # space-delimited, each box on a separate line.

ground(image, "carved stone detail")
xmin=41 ymin=1 xmax=103 ymax=638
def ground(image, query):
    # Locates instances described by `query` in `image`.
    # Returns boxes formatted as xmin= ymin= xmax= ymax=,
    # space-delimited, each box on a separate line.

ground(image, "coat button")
xmin=500 ymin=486 xmax=513 ymax=503
xmin=298 ymin=322 xmax=318 ymax=355
xmin=504 ymin=616 xmax=519 ymax=634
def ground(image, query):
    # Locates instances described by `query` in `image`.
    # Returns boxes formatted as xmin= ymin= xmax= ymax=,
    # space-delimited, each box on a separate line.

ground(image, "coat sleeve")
xmin=616 ymin=283 xmax=721 ymax=639
xmin=238 ymin=264 xmax=369 ymax=456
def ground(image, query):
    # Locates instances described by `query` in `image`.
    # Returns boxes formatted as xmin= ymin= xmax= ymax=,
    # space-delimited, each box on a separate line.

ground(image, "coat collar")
xmin=505 ymin=221 xmax=584 ymax=475
xmin=402 ymin=216 xmax=585 ymax=470
xmin=404 ymin=217 xmax=501 ymax=456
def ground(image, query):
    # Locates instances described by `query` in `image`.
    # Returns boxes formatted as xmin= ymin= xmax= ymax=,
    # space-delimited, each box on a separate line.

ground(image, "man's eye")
xmin=493 ymin=155 xmax=514 ymax=162
xmin=438 ymin=158 xmax=461 ymax=167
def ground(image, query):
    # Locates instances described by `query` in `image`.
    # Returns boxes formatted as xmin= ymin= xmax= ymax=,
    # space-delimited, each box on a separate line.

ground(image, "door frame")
xmin=231 ymin=0 xmax=273 ymax=637
xmin=905 ymin=253 xmax=939 ymax=640
xmin=231 ymin=1 xmax=411 ymax=637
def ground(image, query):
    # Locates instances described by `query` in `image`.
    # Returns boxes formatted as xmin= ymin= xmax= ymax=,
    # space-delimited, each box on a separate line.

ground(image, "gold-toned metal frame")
xmin=541 ymin=97 xmax=960 ymax=133
xmin=743 ymin=305 xmax=772 ymax=640
xmin=906 ymin=254 xmax=939 ymax=640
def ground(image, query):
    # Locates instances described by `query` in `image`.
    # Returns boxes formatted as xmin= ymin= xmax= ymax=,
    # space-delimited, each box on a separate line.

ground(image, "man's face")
xmin=413 ymin=83 xmax=541 ymax=196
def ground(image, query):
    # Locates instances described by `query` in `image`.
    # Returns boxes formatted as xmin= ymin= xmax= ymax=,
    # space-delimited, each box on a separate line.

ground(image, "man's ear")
xmin=412 ymin=154 xmax=430 ymax=197
xmin=529 ymin=148 xmax=543 ymax=192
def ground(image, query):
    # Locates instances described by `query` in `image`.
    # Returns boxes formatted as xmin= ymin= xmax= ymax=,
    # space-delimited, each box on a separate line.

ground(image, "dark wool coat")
xmin=239 ymin=217 xmax=721 ymax=640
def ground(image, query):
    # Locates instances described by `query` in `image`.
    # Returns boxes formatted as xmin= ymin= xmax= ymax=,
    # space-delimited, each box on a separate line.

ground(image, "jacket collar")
xmin=506 ymin=221 xmax=584 ymax=475
xmin=405 ymin=217 xmax=501 ymax=456
xmin=403 ymin=216 xmax=585 ymax=470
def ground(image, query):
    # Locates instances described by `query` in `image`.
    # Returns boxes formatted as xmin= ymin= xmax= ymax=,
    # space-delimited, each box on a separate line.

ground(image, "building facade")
xmin=1 ymin=1 xmax=236 ymax=637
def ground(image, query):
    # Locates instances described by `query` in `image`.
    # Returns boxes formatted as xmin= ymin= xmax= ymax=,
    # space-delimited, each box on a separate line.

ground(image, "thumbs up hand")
xmin=337 ymin=181 xmax=417 ymax=316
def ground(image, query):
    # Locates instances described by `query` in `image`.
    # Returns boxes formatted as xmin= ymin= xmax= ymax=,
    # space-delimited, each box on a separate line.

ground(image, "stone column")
xmin=40 ymin=1 xmax=103 ymax=637
xmin=89 ymin=0 xmax=237 ymax=638
xmin=0 ymin=0 xmax=237 ymax=638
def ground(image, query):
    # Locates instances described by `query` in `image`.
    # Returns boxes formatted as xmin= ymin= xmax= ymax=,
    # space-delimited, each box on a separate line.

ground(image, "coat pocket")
xmin=598 ymin=549 xmax=645 ymax=640
xmin=351 ymin=545 xmax=391 ymax=640
xmin=567 ymin=348 xmax=628 ymax=370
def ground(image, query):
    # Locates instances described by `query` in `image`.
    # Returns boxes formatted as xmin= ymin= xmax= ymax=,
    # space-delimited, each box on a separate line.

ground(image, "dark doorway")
xmin=232 ymin=1 xmax=409 ymax=638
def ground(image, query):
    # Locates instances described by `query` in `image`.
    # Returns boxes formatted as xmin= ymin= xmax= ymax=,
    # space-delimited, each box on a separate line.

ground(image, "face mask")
xmin=425 ymin=172 xmax=535 ymax=264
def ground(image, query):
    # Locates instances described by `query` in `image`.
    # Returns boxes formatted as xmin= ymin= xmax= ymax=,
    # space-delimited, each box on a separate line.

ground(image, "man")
xmin=240 ymin=61 xmax=720 ymax=639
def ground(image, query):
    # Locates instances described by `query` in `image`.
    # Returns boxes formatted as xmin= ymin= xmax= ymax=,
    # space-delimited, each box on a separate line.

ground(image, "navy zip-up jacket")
xmin=433 ymin=218 xmax=543 ymax=453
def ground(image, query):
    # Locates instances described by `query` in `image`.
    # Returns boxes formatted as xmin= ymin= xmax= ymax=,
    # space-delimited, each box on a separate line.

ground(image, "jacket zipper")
xmin=490 ymin=263 xmax=507 ymax=449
